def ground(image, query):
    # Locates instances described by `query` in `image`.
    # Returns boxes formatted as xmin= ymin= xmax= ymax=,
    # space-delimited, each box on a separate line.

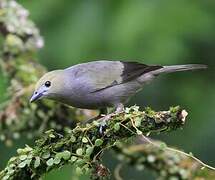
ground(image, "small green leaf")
xmin=76 ymin=148 xmax=83 ymax=156
xmin=82 ymin=164 xmax=90 ymax=173
xmin=114 ymin=123 xmax=120 ymax=131
xmin=170 ymin=106 xmax=180 ymax=113
xmin=134 ymin=117 xmax=142 ymax=127
xmin=19 ymin=155 xmax=27 ymax=161
xmin=70 ymin=156 xmax=77 ymax=162
xmin=124 ymin=114 xmax=132 ymax=119
xmin=125 ymin=107 xmax=130 ymax=113
xmin=82 ymin=137 xmax=88 ymax=143
xmin=53 ymin=157 xmax=61 ymax=164
xmin=27 ymin=154 xmax=33 ymax=159
xmin=70 ymin=135 xmax=76 ymax=142
xmin=86 ymin=146 xmax=94 ymax=156
xmin=24 ymin=145 xmax=33 ymax=152
xmin=17 ymin=148 xmax=24 ymax=154
xmin=9 ymin=164 xmax=15 ymax=169
xmin=42 ymin=152 xmax=50 ymax=159
xmin=132 ymin=106 xmax=139 ymax=112
xmin=61 ymin=150 xmax=71 ymax=160
xmin=95 ymin=139 xmax=103 ymax=147
xmin=26 ymin=159 xmax=32 ymax=166
xmin=76 ymin=167 xmax=83 ymax=175
xmin=8 ymin=157 xmax=17 ymax=163
xmin=46 ymin=158 xmax=54 ymax=166
xmin=34 ymin=157 xmax=40 ymax=168
xmin=76 ymin=159 xmax=86 ymax=166
xmin=7 ymin=169 xmax=15 ymax=175
xmin=2 ymin=175 xmax=10 ymax=180
xmin=49 ymin=134 xmax=55 ymax=138
xmin=45 ymin=129 xmax=54 ymax=134
xmin=18 ymin=161 xmax=27 ymax=168
xmin=55 ymin=152 xmax=63 ymax=159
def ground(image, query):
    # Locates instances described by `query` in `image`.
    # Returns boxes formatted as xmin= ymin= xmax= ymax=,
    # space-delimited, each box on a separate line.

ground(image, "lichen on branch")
xmin=0 ymin=0 xmax=92 ymax=145
xmin=0 ymin=106 xmax=186 ymax=180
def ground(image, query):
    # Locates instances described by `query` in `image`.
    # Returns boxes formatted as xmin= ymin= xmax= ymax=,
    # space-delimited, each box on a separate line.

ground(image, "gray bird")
xmin=30 ymin=61 xmax=207 ymax=114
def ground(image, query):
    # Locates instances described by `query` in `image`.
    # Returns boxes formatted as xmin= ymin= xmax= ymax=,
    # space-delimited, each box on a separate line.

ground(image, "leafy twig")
xmin=0 ymin=106 xmax=186 ymax=180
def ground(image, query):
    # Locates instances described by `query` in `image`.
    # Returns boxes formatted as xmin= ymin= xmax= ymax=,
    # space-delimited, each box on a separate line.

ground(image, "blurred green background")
xmin=1 ymin=0 xmax=215 ymax=179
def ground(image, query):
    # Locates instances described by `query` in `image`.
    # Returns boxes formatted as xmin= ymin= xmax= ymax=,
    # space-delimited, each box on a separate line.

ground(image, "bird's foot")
xmin=115 ymin=103 xmax=124 ymax=114
xmin=81 ymin=104 xmax=125 ymax=134
xmin=98 ymin=104 xmax=124 ymax=134
xmin=98 ymin=114 xmax=113 ymax=134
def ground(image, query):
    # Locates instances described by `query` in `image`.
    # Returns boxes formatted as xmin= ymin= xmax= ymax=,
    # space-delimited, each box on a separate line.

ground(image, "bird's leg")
xmin=115 ymin=103 xmax=124 ymax=114
xmin=81 ymin=104 xmax=124 ymax=134
xmin=99 ymin=103 xmax=124 ymax=134
xmin=81 ymin=108 xmax=108 ymax=125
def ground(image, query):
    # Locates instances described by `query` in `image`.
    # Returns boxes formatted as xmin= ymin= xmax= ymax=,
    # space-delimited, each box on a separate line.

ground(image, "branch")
xmin=113 ymin=139 xmax=215 ymax=180
xmin=0 ymin=106 xmax=186 ymax=180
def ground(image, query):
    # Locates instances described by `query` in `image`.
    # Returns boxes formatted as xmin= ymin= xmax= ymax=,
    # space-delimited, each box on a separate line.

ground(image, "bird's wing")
xmin=65 ymin=61 xmax=163 ymax=92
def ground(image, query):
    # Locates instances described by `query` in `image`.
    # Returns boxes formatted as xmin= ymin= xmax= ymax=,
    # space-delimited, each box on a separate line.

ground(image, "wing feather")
xmin=65 ymin=61 xmax=163 ymax=93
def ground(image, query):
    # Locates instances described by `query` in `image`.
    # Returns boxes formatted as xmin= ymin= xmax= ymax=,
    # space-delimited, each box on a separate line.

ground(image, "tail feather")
xmin=153 ymin=64 xmax=207 ymax=75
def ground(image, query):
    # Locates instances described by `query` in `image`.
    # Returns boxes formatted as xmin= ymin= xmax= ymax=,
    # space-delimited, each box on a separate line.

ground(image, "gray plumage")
xmin=30 ymin=60 xmax=207 ymax=110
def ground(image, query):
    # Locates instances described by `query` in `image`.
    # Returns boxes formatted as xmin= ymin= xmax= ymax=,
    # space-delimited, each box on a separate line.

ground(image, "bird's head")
xmin=30 ymin=70 xmax=65 ymax=103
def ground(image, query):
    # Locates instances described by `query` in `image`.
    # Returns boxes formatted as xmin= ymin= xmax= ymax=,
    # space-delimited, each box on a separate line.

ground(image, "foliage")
xmin=0 ymin=106 xmax=187 ymax=179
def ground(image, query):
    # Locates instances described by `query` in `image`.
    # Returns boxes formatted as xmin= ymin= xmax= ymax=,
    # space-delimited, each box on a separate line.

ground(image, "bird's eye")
xmin=45 ymin=81 xmax=51 ymax=87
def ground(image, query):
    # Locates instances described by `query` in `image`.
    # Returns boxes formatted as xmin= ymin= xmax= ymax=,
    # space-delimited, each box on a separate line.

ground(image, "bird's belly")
xmin=57 ymin=94 xmax=111 ymax=109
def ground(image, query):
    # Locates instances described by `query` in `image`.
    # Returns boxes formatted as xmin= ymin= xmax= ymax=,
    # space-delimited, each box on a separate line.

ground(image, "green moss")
xmin=95 ymin=139 xmax=103 ymax=147
xmin=145 ymin=107 xmax=156 ymax=118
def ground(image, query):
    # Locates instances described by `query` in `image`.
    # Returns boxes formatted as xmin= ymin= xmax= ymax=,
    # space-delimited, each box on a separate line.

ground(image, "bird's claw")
xmin=99 ymin=122 xmax=106 ymax=135
xmin=98 ymin=114 xmax=112 ymax=135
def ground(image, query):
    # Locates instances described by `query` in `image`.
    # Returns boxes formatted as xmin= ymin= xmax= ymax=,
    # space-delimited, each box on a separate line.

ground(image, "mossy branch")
xmin=0 ymin=106 xmax=187 ymax=180
xmin=113 ymin=139 xmax=215 ymax=180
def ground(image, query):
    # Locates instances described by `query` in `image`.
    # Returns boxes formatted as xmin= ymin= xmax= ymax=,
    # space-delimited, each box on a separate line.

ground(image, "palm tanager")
xmin=30 ymin=61 xmax=207 ymax=113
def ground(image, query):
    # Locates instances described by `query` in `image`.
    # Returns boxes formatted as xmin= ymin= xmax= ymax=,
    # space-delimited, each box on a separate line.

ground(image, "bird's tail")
xmin=153 ymin=64 xmax=207 ymax=75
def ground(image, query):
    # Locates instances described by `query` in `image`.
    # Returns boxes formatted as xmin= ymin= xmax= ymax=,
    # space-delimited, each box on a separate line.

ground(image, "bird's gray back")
xmin=64 ymin=61 xmax=124 ymax=92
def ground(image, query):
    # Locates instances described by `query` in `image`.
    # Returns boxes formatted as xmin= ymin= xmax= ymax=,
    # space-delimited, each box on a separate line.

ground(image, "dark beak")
xmin=30 ymin=92 xmax=43 ymax=103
